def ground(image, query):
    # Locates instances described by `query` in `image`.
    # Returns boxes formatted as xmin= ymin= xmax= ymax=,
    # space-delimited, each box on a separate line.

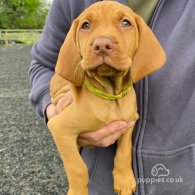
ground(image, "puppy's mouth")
xmin=87 ymin=64 xmax=125 ymax=77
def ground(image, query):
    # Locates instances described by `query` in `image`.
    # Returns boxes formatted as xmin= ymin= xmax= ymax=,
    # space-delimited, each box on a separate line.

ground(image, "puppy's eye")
xmin=121 ymin=19 xmax=131 ymax=28
xmin=81 ymin=21 xmax=91 ymax=30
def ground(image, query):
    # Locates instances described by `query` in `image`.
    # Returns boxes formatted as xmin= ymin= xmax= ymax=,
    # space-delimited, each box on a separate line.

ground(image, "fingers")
xmin=78 ymin=129 xmax=122 ymax=147
xmin=46 ymin=91 xmax=73 ymax=121
xmin=79 ymin=121 xmax=130 ymax=141
xmin=46 ymin=104 xmax=57 ymax=120
xmin=56 ymin=91 xmax=73 ymax=113
xmin=78 ymin=120 xmax=136 ymax=147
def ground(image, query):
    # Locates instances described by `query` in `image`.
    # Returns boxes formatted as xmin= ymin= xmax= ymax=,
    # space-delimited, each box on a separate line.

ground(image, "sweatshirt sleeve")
xmin=28 ymin=0 xmax=71 ymax=118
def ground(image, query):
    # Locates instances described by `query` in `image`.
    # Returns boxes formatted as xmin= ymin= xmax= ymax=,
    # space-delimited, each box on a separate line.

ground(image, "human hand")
xmin=46 ymin=91 xmax=73 ymax=120
xmin=78 ymin=120 xmax=136 ymax=147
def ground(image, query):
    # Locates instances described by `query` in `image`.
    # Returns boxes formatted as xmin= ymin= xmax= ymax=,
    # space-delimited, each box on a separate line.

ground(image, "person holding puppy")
xmin=29 ymin=0 xmax=195 ymax=194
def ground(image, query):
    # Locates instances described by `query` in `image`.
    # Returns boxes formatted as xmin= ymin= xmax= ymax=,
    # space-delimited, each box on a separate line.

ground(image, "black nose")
xmin=92 ymin=37 xmax=113 ymax=55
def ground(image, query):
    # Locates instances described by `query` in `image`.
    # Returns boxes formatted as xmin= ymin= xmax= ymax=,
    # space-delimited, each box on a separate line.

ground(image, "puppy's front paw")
xmin=113 ymin=170 xmax=136 ymax=195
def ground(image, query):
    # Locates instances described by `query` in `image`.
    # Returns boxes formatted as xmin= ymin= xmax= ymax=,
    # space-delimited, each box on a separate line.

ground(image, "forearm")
xmin=29 ymin=59 xmax=54 ymax=117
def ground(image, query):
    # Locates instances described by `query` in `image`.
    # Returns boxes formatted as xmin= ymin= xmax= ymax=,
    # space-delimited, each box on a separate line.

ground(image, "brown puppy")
xmin=47 ymin=1 xmax=166 ymax=195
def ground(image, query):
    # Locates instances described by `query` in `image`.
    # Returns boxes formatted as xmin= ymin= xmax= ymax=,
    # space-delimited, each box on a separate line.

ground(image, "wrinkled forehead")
xmin=78 ymin=1 xmax=136 ymax=24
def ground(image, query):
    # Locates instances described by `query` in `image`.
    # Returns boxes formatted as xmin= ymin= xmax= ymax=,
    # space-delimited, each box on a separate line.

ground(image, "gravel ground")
xmin=0 ymin=45 xmax=68 ymax=195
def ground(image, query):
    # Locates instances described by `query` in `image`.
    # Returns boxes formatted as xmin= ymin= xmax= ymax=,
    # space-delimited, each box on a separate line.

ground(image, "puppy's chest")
xmin=73 ymin=86 xmax=138 ymax=129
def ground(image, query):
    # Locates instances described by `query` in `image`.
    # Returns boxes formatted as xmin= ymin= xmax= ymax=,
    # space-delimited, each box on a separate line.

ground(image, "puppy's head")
xmin=55 ymin=1 xmax=166 ymax=85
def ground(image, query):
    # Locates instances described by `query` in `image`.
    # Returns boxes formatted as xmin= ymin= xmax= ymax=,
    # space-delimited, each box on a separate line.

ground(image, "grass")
xmin=0 ymin=30 xmax=42 ymax=45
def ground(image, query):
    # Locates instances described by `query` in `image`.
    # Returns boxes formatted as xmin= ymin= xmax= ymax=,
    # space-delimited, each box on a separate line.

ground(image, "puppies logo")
xmin=151 ymin=164 xmax=170 ymax=177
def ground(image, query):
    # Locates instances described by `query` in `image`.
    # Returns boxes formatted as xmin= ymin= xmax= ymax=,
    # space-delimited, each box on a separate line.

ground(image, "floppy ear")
xmin=55 ymin=19 xmax=84 ymax=86
xmin=131 ymin=15 xmax=166 ymax=83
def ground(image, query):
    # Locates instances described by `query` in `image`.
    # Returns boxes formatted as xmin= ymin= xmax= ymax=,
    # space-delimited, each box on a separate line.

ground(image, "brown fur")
xmin=47 ymin=2 xmax=166 ymax=195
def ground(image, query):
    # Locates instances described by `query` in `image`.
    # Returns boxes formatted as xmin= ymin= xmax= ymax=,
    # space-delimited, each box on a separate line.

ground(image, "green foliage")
xmin=0 ymin=0 xmax=50 ymax=29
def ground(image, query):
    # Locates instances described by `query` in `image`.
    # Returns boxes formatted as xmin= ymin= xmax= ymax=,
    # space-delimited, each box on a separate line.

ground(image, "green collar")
xmin=84 ymin=79 xmax=132 ymax=100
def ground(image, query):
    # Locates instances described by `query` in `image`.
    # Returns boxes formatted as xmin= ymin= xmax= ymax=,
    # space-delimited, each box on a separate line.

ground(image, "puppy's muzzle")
xmin=89 ymin=37 xmax=124 ymax=76
xmin=91 ymin=64 xmax=124 ymax=77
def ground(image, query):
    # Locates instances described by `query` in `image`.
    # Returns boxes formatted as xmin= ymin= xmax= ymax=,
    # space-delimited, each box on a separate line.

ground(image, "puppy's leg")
xmin=48 ymin=123 xmax=88 ymax=195
xmin=113 ymin=126 xmax=136 ymax=195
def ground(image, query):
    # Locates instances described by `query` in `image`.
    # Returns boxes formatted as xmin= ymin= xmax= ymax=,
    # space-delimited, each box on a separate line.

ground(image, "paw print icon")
xmin=151 ymin=164 xmax=170 ymax=177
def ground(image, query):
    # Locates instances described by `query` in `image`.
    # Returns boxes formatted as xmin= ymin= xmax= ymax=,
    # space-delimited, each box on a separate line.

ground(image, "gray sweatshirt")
xmin=29 ymin=0 xmax=195 ymax=194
